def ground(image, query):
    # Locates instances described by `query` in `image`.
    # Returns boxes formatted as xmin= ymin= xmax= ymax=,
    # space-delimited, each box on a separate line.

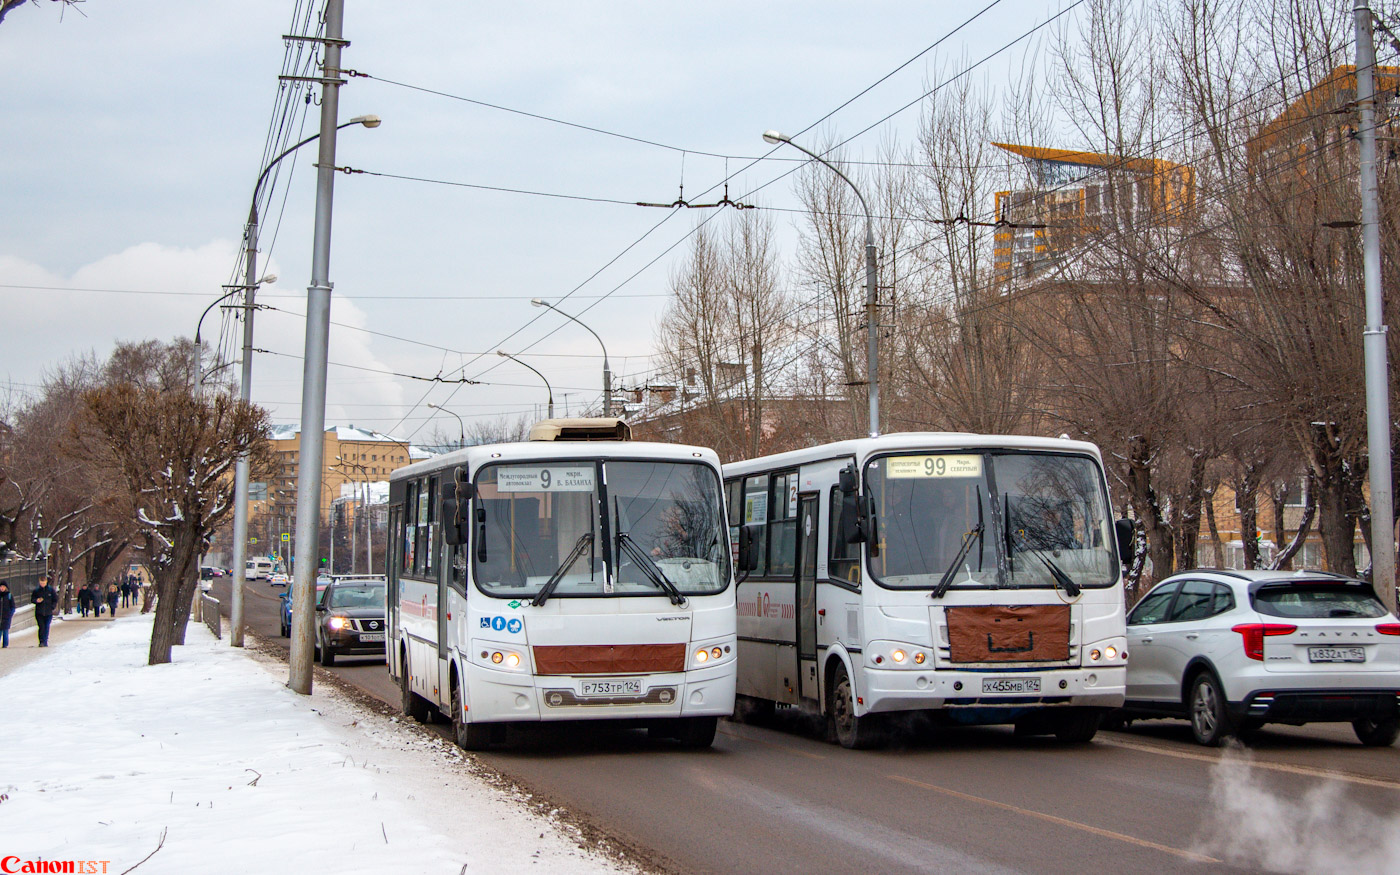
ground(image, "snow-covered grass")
xmin=0 ymin=614 xmax=630 ymax=874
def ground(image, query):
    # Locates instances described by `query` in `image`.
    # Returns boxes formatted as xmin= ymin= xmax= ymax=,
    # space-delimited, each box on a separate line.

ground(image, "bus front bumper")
xmin=463 ymin=660 xmax=736 ymax=723
xmin=862 ymin=665 xmax=1125 ymax=714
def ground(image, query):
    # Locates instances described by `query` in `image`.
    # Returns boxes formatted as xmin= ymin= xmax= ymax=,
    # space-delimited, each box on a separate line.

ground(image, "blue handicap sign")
xmin=479 ymin=617 xmax=491 ymax=628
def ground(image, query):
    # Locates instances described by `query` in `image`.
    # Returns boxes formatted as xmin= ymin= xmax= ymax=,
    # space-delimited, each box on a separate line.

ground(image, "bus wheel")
xmin=399 ymin=654 xmax=433 ymax=724
xmin=451 ymin=681 xmax=493 ymax=751
xmin=1054 ymin=709 xmax=1102 ymax=743
xmin=828 ymin=664 xmax=883 ymax=750
xmin=673 ymin=716 xmax=718 ymax=749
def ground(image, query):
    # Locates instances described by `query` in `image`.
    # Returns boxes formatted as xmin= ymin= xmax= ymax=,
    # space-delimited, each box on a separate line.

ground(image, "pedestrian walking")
xmin=77 ymin=583 xmax=92 ymax=618
xmin=90 ymin=583 xmax=103 ymax=616
xmin=31 ymin=576 xmax=57 ymax=647
xmin=0 ymin=581 xmax=14 ymax=648
xmin=105 ymin=583 xmax=119 ymax=619
xmin=119 ymin=579 xmax=130 ymax=608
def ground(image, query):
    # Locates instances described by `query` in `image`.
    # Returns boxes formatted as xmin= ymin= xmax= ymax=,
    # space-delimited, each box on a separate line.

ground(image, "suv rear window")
xmin=1252 ymin=584 xmax=1387 ymax=619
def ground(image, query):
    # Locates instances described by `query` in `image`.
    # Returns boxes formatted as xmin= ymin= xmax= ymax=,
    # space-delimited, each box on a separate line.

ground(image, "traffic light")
xmin=320 ymin=556 xmax=328 ymax=566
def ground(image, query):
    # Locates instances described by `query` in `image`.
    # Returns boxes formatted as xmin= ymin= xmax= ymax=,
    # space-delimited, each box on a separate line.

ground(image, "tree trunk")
xmin=1204 ymin=486 xmax=1226 ymax=567
xmin=1309 ymin=426 xmax=1359 ymax=576
xmin=172 ymin=562 xmax=199 ymax=645
xmin=1124 ymin=436 xmax=1173 ymax=584
xmin=1273 ymin=476 xmax=1317 ymax=569
xmin=1270 ymin=482 xmax=1290 ymax=570
xmin=1173 ymin=453 xmax=1207 ymax=572
xmin=147 ymin=535 xmax=199 ymax=665
xmin=1237 ymin=461 xmax=1261 ymax=570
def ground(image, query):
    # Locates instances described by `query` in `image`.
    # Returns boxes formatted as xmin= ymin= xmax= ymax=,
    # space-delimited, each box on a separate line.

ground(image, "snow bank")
xmin=0 ymin=615 xmax=627 ymax=874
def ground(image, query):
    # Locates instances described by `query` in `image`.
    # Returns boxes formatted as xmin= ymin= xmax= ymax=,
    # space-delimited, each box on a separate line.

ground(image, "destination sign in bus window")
xmin=885 ymin=454 xmax=983 ymax=479
xmin=497 ymin=465 xmax=596 ymax=492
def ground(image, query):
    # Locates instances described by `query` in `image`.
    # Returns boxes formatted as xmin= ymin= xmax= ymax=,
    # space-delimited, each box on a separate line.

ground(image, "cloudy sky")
xmin=1 ymin=0 xmax=1068 ymax=444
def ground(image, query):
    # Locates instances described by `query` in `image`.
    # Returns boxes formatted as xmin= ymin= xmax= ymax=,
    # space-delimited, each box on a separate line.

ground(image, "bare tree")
xmin=75 ymin=343 xmax=272 ymax=665
xmin=0 ymin=0 xmax=82 ymax=27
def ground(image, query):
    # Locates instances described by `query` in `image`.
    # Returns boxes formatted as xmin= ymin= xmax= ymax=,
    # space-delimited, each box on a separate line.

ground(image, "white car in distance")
xmin=1117 ymin=569 xmax=1400 ymax=746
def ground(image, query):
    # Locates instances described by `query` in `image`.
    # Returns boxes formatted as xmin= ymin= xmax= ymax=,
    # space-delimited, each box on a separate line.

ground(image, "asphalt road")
xmin=208 ymin=576 xmax=1400 ymax=874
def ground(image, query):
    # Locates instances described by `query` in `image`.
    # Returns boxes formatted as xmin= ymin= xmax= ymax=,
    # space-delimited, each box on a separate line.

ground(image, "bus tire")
xmin=399 ymin=651 xmax=433 ymax=724
xmin=674 ymin=716 xmax=718 ymax=749
xmin=828 ymin=664 xmax=883 ymax=750
xmin=452 ymin=680 xmax=493 ymax=751
xmin=1054 ymin=708 xmax=1101 ymax=743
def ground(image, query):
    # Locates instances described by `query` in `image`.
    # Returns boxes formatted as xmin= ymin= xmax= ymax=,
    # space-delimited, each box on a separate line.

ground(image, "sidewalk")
xmin=0 ymin=613 xmax=630 ymax=875
xmin=0 ymin=607 xmax=136 ymax=677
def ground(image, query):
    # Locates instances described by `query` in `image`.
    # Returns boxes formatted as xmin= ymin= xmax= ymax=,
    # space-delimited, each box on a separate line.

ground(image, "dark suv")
xmin=314 ymin=577 xmax=388 ymax=666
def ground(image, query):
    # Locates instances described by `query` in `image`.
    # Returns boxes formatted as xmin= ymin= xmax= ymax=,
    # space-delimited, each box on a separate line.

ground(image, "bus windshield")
xmin=866 ymin=451 xmax=1116 ymax=591
xmin=474 ymin=459 xmax=728 ymax=599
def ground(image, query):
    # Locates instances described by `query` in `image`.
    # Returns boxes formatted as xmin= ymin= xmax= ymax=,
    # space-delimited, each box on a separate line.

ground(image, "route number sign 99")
xmin=886 ymin=454 xmax=982 ymax=479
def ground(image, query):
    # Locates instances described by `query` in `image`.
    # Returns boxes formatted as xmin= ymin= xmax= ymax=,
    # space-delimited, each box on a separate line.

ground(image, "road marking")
xmin=886 ymin=774 xmax=1220 ymax=864
xmin=718 ymin=725 xmax=826 ymax=759
xmin=1099 ymin=736 xmax=1400 ymax=790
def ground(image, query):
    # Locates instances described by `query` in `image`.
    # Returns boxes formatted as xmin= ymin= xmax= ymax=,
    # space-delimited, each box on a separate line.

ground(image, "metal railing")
xmin=200 ymin=593 xmax=222 ymax=640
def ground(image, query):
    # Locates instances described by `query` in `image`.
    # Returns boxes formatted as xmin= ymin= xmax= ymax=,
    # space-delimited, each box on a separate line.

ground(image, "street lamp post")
xmin=229 ymin=112 xmax=380 ymax=652
xmin=530 ymin=298 xmax=612 ymax=417
xmin=497 ymin=350 xmax=554 ymax=418
xmin=428 ymin=403 xmax=465 ymax=448
xmin=763 ymin=130 xmax=880 ymax=437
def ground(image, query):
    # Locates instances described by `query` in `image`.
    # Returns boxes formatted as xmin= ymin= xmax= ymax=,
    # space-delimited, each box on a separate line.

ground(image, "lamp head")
xmin=762 ymin=130 xmax=790 ymax=145
xmin=257 ymin=273 xmax=278 ymax=286
xmin=349 ymin=114 xmax=382 ymax=128
xmin=496 ymin=350 xmax=509 ymax=358
xmin=530 ymin=298 xmax=546 ymax=308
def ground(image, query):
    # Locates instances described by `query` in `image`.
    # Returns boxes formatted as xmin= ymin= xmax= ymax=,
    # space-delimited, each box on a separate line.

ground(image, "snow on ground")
xmin=0 ymin=614 xmax=629 ymax=874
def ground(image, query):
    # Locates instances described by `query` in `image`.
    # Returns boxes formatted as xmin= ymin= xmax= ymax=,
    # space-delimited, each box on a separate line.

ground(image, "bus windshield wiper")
xmin=617 ymin=532 xmax=688 ymax=606
xmin=933 ymin=486 xmax=984 ymax=599
xmin=532 ymin=532 xmax=594 ymax=607
xmin=1014 ymin=533 xmax=1081 ymax=598
xmin=931 ymin=523 xmax=983 ymax=599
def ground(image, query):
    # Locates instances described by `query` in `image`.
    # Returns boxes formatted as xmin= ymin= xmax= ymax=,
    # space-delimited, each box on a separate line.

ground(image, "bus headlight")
xmin=480 ymin=648 xmax=525 ymax=670
xmin=892 ymin=649 xmax=907 ymax=663
xmin=695 ymin=648 xmax=709 ymax=663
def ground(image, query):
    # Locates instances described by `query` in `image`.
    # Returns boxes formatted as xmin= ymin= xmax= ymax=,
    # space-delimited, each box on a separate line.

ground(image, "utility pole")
xmin=290 ymin=0 xmax=347 ymax=695
xmin=229 ymin=218 xmax=258 ymax=647
xmin=1356 ymin=2 xmax=1397 ymax=614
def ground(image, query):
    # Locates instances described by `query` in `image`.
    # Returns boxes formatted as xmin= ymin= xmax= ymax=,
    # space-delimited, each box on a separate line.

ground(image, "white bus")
xmin=387 ymin=419 xmax=736 ymax=750
xmin=724 ymin=433 xmax=1133 ymax=748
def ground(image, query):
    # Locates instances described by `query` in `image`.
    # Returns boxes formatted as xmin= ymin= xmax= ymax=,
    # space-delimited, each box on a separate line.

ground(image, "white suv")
xmin=1117 ymin=570 xmax=1400 ymax=746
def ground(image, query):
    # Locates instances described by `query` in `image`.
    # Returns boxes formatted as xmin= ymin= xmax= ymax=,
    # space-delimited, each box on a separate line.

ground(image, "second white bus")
xmin=724 ymin=433 xmax=1132 ymax=748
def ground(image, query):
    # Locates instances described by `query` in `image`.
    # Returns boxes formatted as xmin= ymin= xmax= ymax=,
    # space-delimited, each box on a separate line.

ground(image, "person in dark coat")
xmin=0 ymin=581 xmax=15 ymax=648
xmin=77 ymin=583 xmax=92 ymax=617
xmin=120 ymin=579 xmax=131 ymax=607
xmin=105 ymin=583 xmax=119 ymax=618
xmin=31 ymin=576 xmax=56 ymax=646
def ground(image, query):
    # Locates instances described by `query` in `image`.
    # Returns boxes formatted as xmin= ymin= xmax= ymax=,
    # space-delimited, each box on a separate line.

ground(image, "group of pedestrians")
xmin=0 ymin=573 xmax=146 ymax=650
xmin=77 ymin=581 xmax=127 ymax=618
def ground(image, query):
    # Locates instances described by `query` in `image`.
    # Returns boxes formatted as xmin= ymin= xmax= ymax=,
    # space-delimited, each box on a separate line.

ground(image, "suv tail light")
xmin=1376 ymin=624 xmax=1400 ymax=636
xmin=1231 ymin=623 xmax=1297 ymax=661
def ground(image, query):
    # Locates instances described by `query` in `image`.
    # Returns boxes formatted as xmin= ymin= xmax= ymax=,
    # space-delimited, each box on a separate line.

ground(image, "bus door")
xmin=796 ymin=493 xmax=820 ymax=701
xmin=387 ymin=503 xmax=402 ymax=673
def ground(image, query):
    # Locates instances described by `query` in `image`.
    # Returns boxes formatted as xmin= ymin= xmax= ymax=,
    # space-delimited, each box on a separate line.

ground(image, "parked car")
xmin=278 ymin=580 xmax=329 ymax=638
xmin=200 ymin=566 xmax=225 ymax=579
xmin=314 ymin=578 xmax=388 ymax=666
xmin=268 ymin=572 xmax=291 ymax=587
xmin=1115 ymin=569 xmax=1400 ymax=746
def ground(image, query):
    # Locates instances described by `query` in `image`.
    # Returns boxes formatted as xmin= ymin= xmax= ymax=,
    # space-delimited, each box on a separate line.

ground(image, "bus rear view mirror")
xmin=442 ymin=499 xmax=465 ymax=547
xmin=1114 ymin=518 xmax=1136 ymax=565
xmin=737 ymin=524 xmax=761 ymax=572
xmin=838 ymin=464 xmax=858 ymax=494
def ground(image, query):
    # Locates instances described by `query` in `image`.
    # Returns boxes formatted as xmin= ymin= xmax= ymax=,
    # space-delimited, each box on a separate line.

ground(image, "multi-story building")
xmin=991 ymin=142 xmax=1195 ymax=285
xmin=1247 ymin=63 xmax=1400 ymax=165
xmin=248 ymin=425 xmax=433 ymax=561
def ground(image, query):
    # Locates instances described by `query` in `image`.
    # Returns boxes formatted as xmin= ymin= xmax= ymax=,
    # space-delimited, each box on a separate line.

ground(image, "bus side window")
xmin=743 ymin=475 xmax=769 ymax=577
xmin=768 ymin=471 xmax=797 ymax=577
xmin=403 ymin=482 xmax=418 ymax=575
xmin=829 ymin=486 xmax=860 ymax=586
